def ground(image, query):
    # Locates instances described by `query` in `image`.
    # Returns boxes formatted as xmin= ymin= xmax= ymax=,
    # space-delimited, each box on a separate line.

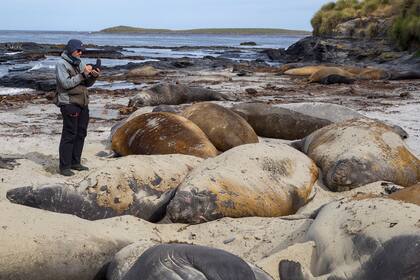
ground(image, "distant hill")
xmin=99 ymin=25 xmax=311 ymax=36
xmin=311 ymin=0 xmax=420 ymax=50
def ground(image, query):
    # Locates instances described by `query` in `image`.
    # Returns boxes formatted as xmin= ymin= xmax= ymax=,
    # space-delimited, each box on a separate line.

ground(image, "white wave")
xmin=0 ymin=87 xmax=35 ymax=96
xmin=5 ymin=51 xmax=23 ymax=56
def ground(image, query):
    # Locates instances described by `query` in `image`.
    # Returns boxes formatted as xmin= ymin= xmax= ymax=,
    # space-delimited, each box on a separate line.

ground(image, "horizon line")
xmin=0 ymin=26 xmax=312 ymax=33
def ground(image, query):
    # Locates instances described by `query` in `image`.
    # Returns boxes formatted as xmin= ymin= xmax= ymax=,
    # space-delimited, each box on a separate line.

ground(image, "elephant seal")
xmin=357 ymin=68 xmax=391 ymax=80
xmin=127 ymin=65 xmax=160 ymax=78
xmin=276 ymin=102 xmax=408 ymax=139
xmin=301 ymin=118 xmax=420 ymax=191
xmin=182 ymin=102 xmax=259 ymax=151
xmin=118 ymin=244 xmax=273 ymax=280
xmin=277 ymin=102 xmax=363 ymax=123
xmin=308 ymin=67 xmax=355 ymax=84
xmin=388 ymin=183 xmax=420 ymax=206
xmin=151 ymin=104 xmax=180 ymax=113
xmin=7 ymin=155 xmax=202 ymax=221
xmin=283 ymin=65 xmax=367 ymax=77
xmin=128 ymin=83 xmax=229 ymax=107
xmin=111 ymin=112 xmax=218 ymax=158
xmin=283 ymin=65 xmax=327 ymax=76
xmin=167 ymin=143 xmax=318 ymax=224
xmin=279 ymin=198 xmax=420 ymax=280
xmin=389 ymin=70 xmax=420 ymax=80
xmin=231 ymin=103 xmax=332 ymax=140
xmin=316 ymin=74 xmax=355 ymax=84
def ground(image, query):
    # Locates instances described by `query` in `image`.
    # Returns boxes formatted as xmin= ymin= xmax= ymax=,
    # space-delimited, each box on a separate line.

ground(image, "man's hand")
xmin=83 ymin=65 xmax=93 ymax=75
xmin=91 ymin=68 xmax=101 ymax=78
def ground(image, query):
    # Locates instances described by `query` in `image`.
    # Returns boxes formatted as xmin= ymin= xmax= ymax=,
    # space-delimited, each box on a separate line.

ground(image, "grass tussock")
xmin=311 ymin=0 xmax=420 ymax=50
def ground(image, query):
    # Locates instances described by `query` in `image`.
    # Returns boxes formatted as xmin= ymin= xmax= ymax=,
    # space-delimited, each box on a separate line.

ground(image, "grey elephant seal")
xmin=232 ymin=102 xmax=407 ymax=141
xmin=279 ymin=197 xmax=420 ymax=280
xmin=128 ymin=83 xmax=229 ymax=107
xmin=301 ymin=118 xmax=420 ymax=191
xmin=119 ymin=244 xmax=272 ymax=280
xmin=232 ymin=103 xmax=331 ymax=140
xmin=7 ymin=155 xmax=202 ymax=221
xmin=182 ymin=102 xmax=259 ymax=151
xmin=277 ymin=102 xmax=408 ymax=139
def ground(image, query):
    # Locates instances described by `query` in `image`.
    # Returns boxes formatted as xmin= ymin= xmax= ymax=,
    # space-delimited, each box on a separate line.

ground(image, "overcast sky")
xmin=1 ymin=0 xmax=332 ymax=31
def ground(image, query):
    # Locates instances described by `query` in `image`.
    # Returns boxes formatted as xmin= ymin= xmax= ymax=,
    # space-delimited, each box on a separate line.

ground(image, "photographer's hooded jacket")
xmin=54 ymin=52 xmax=97 ymax=107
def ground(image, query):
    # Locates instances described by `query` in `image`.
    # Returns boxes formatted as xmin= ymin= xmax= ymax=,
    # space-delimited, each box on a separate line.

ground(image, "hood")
xmin=61 ymin=51 xmax=81 ymax=66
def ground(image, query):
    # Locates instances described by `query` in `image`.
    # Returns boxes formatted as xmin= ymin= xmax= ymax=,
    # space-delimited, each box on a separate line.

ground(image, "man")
xmin=55 ymin=39 xmax=100 ymax=176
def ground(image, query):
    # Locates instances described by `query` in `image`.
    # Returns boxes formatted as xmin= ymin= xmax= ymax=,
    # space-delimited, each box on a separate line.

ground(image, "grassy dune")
xmin=311 ymin=0 xmax=420 ymax=50
xmin=100 ymin=25 xmax=311 ymax=35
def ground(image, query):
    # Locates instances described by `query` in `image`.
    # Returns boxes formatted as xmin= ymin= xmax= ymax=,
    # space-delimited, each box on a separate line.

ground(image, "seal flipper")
xmin=279 ymin=260 xmax=308 ymax=280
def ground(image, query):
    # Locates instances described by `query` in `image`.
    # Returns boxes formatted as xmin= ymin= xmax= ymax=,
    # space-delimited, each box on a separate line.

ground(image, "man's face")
xmin=71 ymin=49 xmax=82 ymax=58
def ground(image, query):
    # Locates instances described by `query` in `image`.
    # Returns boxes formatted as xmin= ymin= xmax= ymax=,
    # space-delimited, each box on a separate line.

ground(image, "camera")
xmin=92 ymin=58 xmax=101 ymax=71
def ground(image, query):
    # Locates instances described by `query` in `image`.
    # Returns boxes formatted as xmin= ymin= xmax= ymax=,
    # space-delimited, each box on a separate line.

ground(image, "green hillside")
xmin=311 ymin=0 xmax=420 ymax=50
xmin=99 ymin=26 xmax=311 ymax=36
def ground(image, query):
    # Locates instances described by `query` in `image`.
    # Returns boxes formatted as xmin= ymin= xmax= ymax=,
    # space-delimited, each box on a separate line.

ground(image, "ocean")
xmin=0 ymin=30 xmax=305 ymax=48
xmin=0 ymin=30 xmax=306 ymax=95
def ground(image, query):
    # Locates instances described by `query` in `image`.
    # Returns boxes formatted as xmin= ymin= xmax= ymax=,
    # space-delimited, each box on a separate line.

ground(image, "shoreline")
xmin=0 ymin=33 xmax=419 ymax=279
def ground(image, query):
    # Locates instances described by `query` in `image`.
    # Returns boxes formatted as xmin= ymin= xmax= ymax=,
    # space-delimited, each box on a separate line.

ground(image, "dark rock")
xmin=245 ymin=88 xmax=258 ymax=94
xmin=172 ymin=60 xmax=194 ymax=68
xmin=0 ymin=157 xmax=21 ymax=170
xmin=8 ymin=65 xmax=32 ymax=72
xmin=0 ymin=68 xmax=56 ymax=91
xmin=203 ymin=55 xmax=217 ymax=60
xmin=240 ymin=41 xmax=257 ymax=46
xmin=261 ymin=48 xmax=286 ymax=61
xmin=82 ymin=49 xmax=124 ymax=59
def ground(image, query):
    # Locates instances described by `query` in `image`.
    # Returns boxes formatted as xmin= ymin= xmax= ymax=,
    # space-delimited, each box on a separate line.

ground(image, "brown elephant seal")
xmin=167 ymin=143 xmax=318 ymax=224
xmin=127 ymin=65 xmax=160 ymax=78
xmin=128 ymin=83 xmax=229 ymax=107
xmin=279 ymin=198 xmax=420 ymax=280
xmin=182 ymin=102 xmax=259 ymax=151
xmin=283 ymin=65 xmax=327 ymax=76
xmin=357 ymin=68 xmax=391 ymax=80
xmin=388 ymin=183 xmax=420 ymax=206
xmin=7 ymin=155 xmax=202 ymax=221
xmin=231 ymin=103 xmax=332 ymax=140
xmin=283 ymin=65 xmax=367 ymax=77
xmin=301 ymin=118 xmax=420 ymax=191
xmin=111 ymin=112 xmax=218 ymax=158
xmin=308 ymin=67 xmax=355 ymax=84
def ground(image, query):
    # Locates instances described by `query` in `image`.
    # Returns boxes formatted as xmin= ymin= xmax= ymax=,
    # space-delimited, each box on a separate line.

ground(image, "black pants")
xmin=59 ymin=104 xmax=89 ymax=170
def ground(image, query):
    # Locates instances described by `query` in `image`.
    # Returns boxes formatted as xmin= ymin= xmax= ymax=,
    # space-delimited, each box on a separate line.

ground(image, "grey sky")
xmin=1 ymin=0 xmax=332 ymax=31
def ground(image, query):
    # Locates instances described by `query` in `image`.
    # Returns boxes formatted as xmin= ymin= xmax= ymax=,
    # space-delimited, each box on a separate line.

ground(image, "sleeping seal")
xmin=111 ymin=112 xmax=218 ymax=158
xmin=119 ymin=244 xmax=273 ymax=280
xmin=7 ymin=155 xmax=202 ymax=221
xmin=182 ymin=102 xmax=259 ymax=151
xmin=301 ymin=118 xmax=420 ymax=191
xmin=308 ymin=67 xmax=355 ymax=84
xmin=231 ymin=103 xmax=331 ymax=140
xmin=128 ymin=83 xmax=229 ymax=107
xmin=279 ymin=197 xmax=420 ymax=280
xmin=167 ymin=143 xmax=318 ymax=224
xmin=277 ymin=102 xmax=408 ymax=140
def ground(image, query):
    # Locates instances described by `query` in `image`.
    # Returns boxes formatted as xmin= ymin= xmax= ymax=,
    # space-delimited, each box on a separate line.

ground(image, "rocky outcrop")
xmin=0 ymin=68 xmax=56 ymax=91
xmin=333 ymin=17 xmax=393 ymax=39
